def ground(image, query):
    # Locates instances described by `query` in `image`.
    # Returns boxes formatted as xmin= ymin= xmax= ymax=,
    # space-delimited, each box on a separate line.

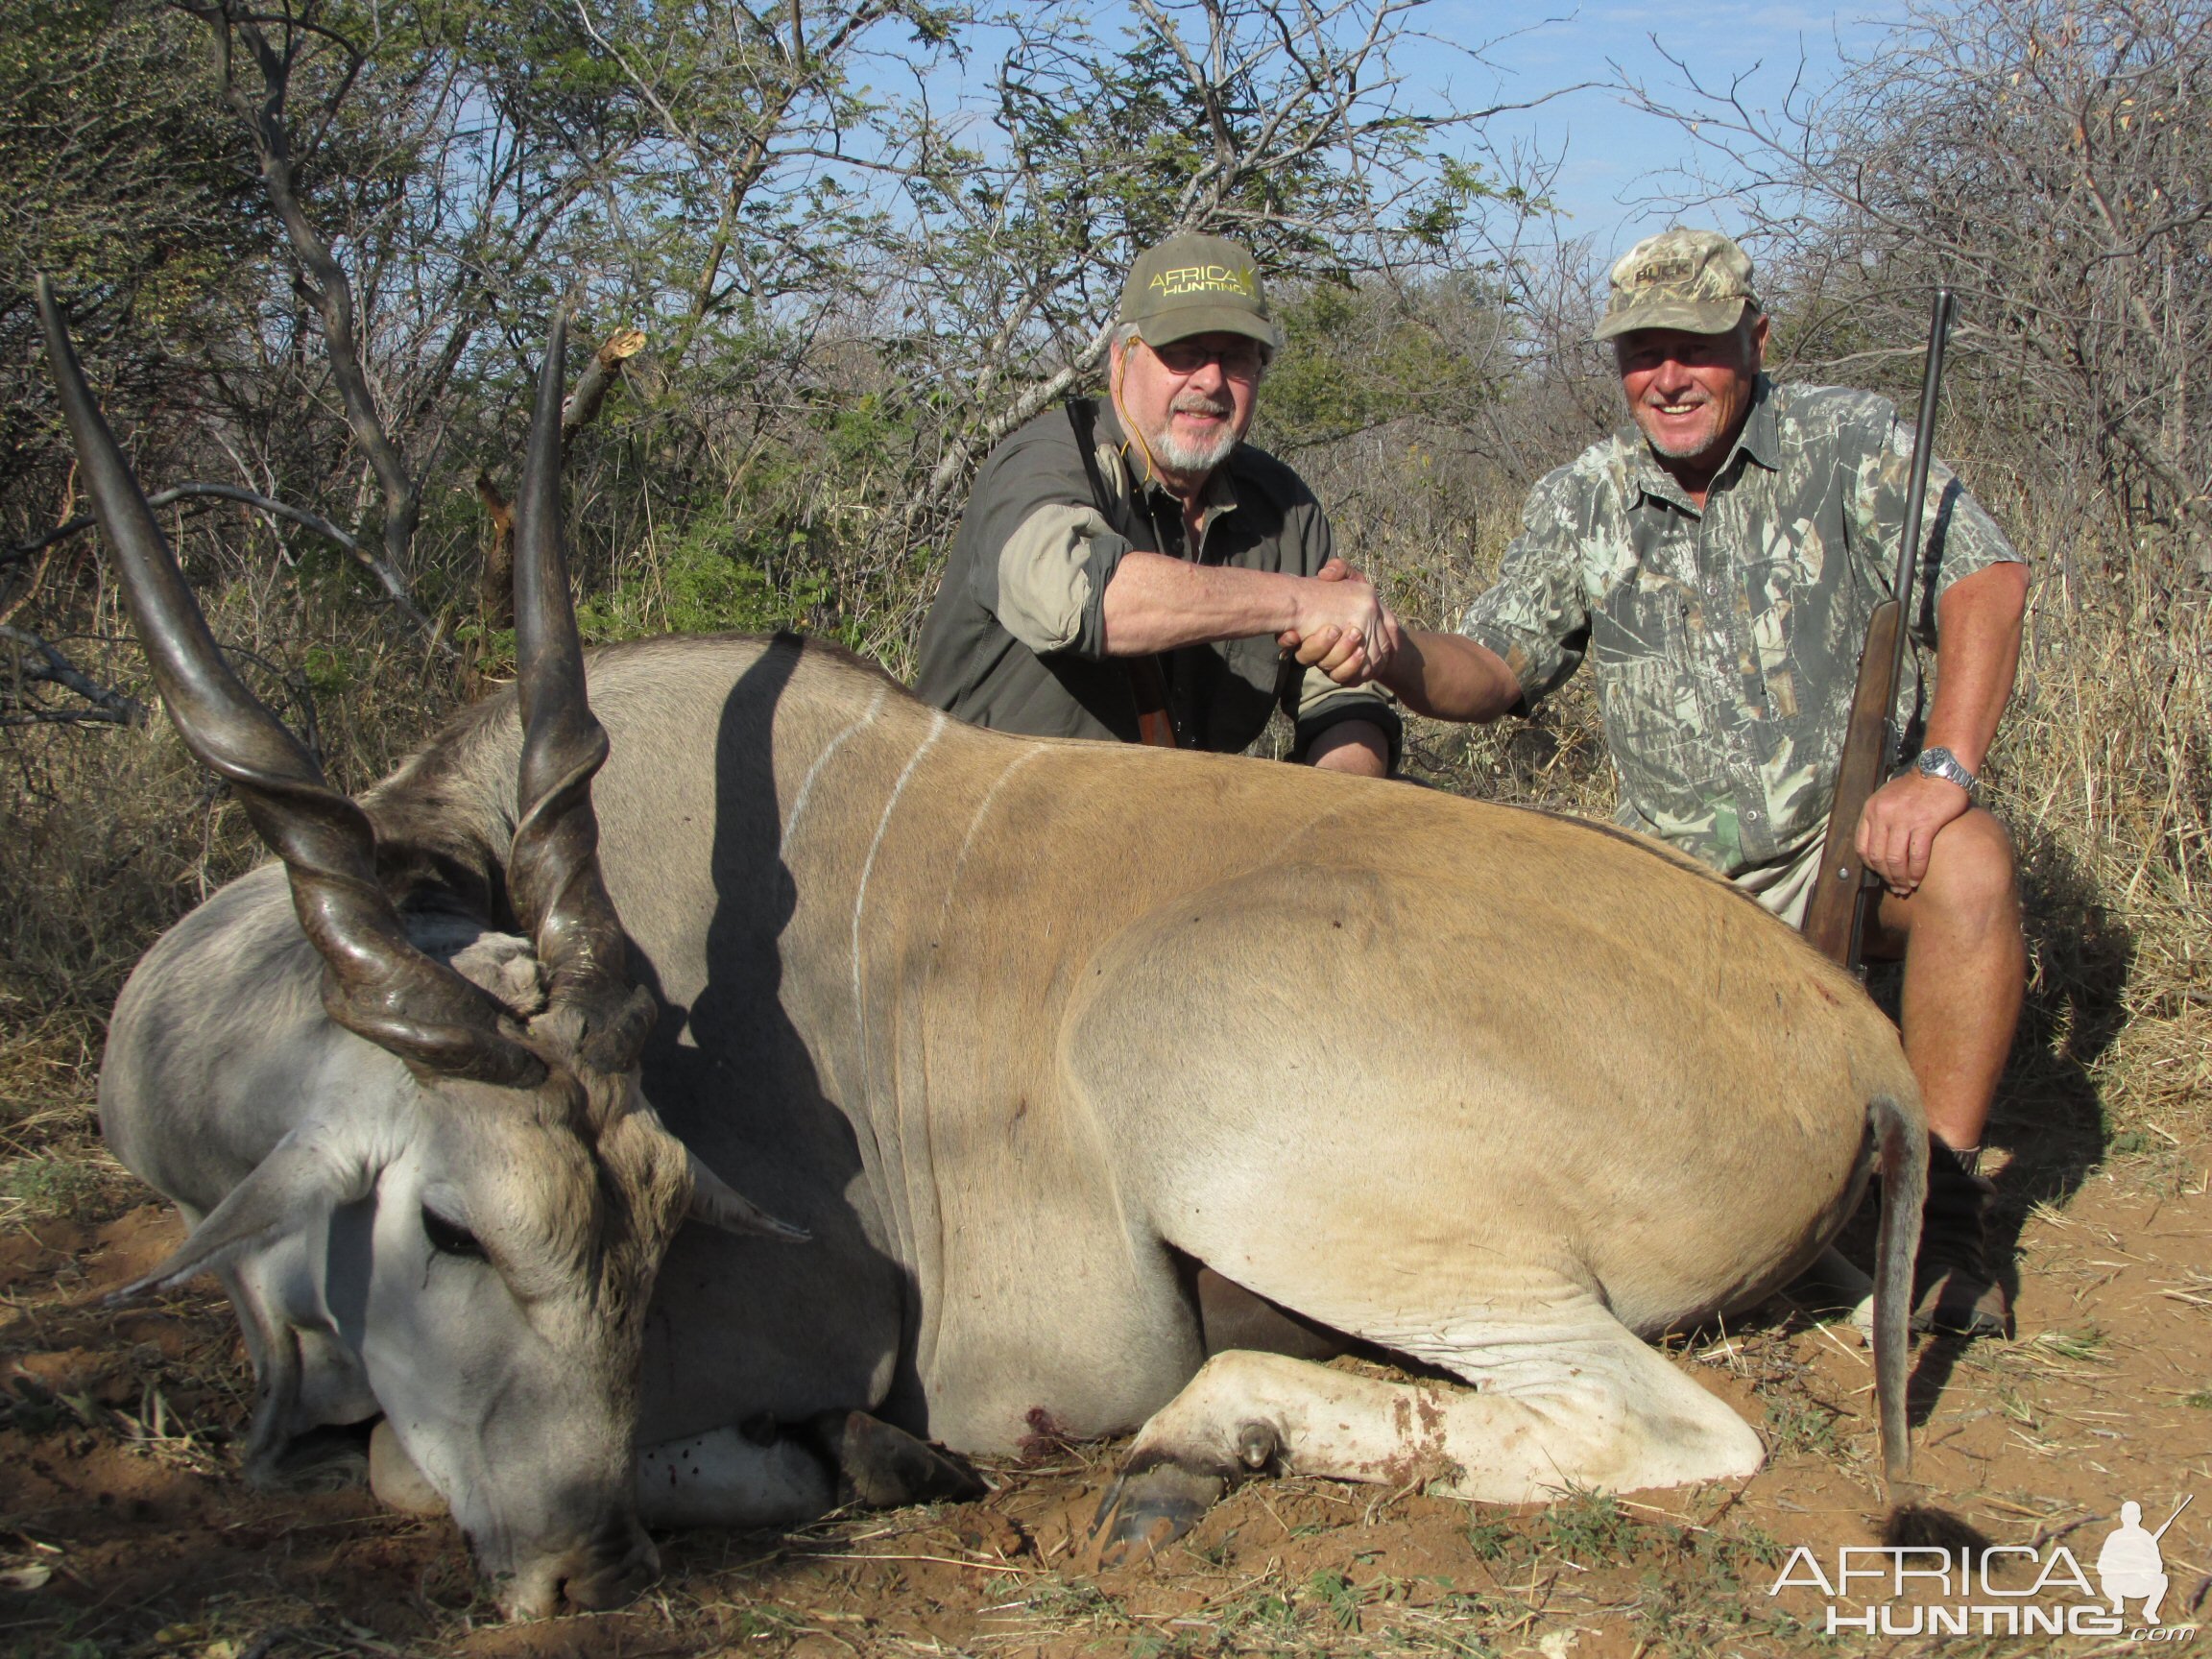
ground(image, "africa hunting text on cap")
xmin=1118 ymin=232 xmax=1283 ymax=351
xmin=1593 ymin=228 xmax=1762 ymax=342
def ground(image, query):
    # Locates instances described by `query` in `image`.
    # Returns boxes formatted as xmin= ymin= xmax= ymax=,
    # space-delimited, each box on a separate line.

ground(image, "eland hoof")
xmin=822 ymin=1409 xmax=986 ymax=1508
xmin=1090 ymin=1461 xmax=1226 ymax=1568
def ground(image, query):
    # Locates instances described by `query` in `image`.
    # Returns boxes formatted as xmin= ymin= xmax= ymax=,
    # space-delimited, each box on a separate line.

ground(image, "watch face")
xmin=1918 ymin=748 xmax=1972 ymax=789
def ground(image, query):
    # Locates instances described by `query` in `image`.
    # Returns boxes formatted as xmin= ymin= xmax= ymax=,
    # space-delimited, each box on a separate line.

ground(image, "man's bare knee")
xmin=1912 ymin=809 xmax=2019 ymax=926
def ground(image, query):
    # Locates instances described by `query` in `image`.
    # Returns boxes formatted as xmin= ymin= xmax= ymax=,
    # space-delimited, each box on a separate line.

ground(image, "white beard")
xmin=1145 ymin=397 xmax=1240 ymax=476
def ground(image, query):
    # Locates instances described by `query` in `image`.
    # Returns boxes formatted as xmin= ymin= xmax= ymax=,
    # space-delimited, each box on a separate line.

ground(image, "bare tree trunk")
xmin=469 ymin=327 xmax=646 ymax=697
xmin=200 ymin=3 xmax=443 ymax=645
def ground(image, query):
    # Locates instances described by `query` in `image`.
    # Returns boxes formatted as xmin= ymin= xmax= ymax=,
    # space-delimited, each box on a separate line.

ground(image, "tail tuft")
xmin=1881 ymin=1502 xmax=1989 ymax=1553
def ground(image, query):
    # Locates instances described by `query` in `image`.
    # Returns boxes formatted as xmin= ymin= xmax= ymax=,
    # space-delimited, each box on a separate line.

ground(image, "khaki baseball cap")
xmin=1594 ymin=228 xmax=1762 ymax=342
xmin=1118 ymin=232 xmax=1282 ymax=351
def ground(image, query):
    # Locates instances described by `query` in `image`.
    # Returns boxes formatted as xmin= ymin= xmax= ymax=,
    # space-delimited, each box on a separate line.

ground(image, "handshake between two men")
xmin=1281 ymin=560 xmax=1525 ymax=729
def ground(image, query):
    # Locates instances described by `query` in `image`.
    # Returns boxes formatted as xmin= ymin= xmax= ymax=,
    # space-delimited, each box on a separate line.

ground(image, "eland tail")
xmin=1870 ymin=1093 xmax=1926 ymax=1484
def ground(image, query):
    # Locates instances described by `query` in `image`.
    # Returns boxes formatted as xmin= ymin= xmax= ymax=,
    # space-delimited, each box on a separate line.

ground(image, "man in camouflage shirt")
xmin=1311 ymin=228 xmax=2030 ymax=1337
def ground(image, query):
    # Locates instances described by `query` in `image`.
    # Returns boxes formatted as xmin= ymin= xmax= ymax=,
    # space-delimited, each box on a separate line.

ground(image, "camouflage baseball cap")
xmin=1118 ymin=232 xmax=1282 ymax=351
xmin=1593 ymin=228 xmax=1762 ymax=342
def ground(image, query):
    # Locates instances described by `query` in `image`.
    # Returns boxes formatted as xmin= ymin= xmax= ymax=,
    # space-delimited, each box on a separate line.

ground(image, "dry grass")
xmin=1984 ymin=479 xmax=2211 ymax=1203
xmin=0 ymin=579 xmax=456 ymax=1218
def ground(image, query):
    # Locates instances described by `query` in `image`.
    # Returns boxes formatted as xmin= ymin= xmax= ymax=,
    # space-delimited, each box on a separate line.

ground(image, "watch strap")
xmin=1915 ymin=746 xmax=1977 ymax=794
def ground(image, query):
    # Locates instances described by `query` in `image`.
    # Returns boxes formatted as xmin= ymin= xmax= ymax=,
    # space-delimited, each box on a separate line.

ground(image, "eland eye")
xmin=421 ymin=1205 xmax=486 ymax=1260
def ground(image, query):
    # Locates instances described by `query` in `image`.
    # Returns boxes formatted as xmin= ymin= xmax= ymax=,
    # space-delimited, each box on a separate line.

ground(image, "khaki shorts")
xmin=1731 ymin=831 xmax=1829 ymax=931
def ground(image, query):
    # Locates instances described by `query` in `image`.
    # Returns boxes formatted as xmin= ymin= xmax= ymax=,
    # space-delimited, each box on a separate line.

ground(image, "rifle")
xmin=1800 ymin=290 xmax=1956 ymax=970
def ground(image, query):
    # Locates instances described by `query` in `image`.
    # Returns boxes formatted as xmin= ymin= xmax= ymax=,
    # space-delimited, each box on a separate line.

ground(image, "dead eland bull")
xmin=47 ymin=289 xmax=1927 ymax=1619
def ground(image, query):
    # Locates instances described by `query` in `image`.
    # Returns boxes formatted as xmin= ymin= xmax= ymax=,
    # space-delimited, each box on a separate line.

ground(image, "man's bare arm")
xmin=1913 ymin=561 xmax=2030 ymax=776
xmin=1101 ymin=550 xmax=1394 ymax=666
xmin=1376 ymin=630 xmax=1523 ymax=722
xmin=1856 ymin=560 xmax=2030 ymax=891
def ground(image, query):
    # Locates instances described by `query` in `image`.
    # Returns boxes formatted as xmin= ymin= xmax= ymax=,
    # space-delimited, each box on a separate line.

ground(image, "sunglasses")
xmin=1146 ymin=337 xmax=1267 ymax=380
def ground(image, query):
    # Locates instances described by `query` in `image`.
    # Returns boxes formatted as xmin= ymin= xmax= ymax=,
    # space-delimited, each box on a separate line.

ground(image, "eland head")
xmin=40 ymin=286 xmax=801 ymax=1617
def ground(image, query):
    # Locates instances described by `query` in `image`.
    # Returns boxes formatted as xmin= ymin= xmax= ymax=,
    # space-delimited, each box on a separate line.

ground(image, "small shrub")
xmin=1464 ymin=1516 xmax=1517 ymax=1560
xmin=1763 ymin=1394 xmax=1845 ymax=1460
xmin=1540 ymin=1489 xmax=1641 ymax=1561
xmin=0 ymin=1153 xmax=102 ymax=1223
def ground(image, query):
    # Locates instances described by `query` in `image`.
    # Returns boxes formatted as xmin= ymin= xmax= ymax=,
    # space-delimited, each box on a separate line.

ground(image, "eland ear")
xmin=112 ymin=1132 xmax=373 ymax=1301
xmin=686 ymin=1154 xmax=809 ymax=1243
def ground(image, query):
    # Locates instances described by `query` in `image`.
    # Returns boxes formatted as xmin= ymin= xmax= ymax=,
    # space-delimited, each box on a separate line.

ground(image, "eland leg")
xmin=812 ymin=1408 xmax=986 ymax=1507
xmin=635 ymin=1425 xmax=837 ymax=1528
xmin=633 ymin=1410 xmax=979 ymax=1527
xmin=222 ymin=1258 xmax=376 ymax=1492
xmin=1093 ymin=1315 xmax=1762 ymax=1562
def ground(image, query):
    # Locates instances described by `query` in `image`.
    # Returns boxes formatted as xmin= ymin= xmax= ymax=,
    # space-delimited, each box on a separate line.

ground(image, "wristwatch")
xmin=1914 ymin=746 xmax=1978 ymax=795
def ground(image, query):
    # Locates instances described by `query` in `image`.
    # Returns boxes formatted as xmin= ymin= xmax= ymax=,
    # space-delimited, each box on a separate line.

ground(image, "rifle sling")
xmin=1067 ymin=397 xmax=1178 ymax=749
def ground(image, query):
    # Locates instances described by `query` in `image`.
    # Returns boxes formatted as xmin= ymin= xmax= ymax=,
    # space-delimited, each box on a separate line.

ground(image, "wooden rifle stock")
xmin=1800 ymin=290 xmax=1955 ymax=970
xmin=1801 ymin=600 xmax=1901 ymax=964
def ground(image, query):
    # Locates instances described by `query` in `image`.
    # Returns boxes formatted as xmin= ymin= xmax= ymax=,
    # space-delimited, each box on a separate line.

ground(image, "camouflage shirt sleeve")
xmin=1455 ymin=460 xmax=1599 ymax=705
xmin=1850 ymin=402 xmax=2026 ymax=645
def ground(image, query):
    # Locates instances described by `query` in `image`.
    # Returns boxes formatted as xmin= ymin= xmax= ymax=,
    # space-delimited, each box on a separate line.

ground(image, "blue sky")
xmin=874 ymin=2 xmax=1918 ymax=276
xmin=1438 ymin=2 xmax=1911 ymax=254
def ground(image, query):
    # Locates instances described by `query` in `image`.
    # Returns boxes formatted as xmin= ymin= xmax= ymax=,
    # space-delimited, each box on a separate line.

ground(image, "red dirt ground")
xmin=6 ymin=1147 xmax=2210 ymax=1657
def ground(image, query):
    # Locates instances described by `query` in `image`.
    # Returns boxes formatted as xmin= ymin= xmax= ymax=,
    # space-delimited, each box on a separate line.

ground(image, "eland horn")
xmin=506 ymin=309 xmax=653 ymax=1074
xmin=36 ymin=276 xmax=542 ymax=1087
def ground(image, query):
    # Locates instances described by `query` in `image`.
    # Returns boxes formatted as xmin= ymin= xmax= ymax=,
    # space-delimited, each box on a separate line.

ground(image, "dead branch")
xmin=15 ymin=480 xmax=359 ymax=565
xmin=561 ymin=328 xmax=647 ymax=445
xmin=0 ymin=624 xmax=148 ymax=727
xmin=0 ymin=534 xmax=65 ymax=632
xmin=7 ymin=482 xmax=455 ymax=650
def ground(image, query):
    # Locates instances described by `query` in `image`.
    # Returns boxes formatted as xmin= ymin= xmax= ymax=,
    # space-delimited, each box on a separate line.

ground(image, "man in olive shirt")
xmin=914 ymin=232 xmax=1400 ymax=773
xmin=1312 ymin=229 xmax=2029 ymax=1337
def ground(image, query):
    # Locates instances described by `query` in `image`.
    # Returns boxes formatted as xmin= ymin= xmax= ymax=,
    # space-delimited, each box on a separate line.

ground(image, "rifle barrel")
xmin=1884 ymin=289 xmax=1958 ymax=733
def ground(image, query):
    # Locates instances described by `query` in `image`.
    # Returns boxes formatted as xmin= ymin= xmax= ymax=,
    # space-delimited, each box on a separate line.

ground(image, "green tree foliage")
xmin=5 ymin=0 xmax=1543 ymax=696
xmin=0 ymin=0 xmax=262 ymax=570
xmin=0 ymin=1 xmax=256 ymax=334
xmin=1260 ymin=276 xmax=1512 ymax=451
